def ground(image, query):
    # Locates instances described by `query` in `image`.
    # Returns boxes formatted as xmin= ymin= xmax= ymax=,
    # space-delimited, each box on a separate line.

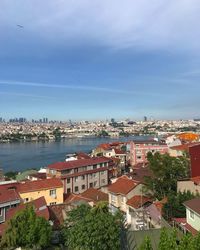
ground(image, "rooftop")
xmin=47 ymin=157 xmax=110 ymax=171
xmin=19 ymin=178 xmax=63 ymax=193
xmin=126 ymin=195 xmax=152 ymax=209
xmin=108 ymin=176 xmax=139 ymax=195
xmin=184 ymin=198 xmax=200 ymax=215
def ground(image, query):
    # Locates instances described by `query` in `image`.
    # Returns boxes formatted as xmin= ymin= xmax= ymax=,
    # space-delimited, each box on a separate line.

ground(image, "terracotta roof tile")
xmin=19 ymin=178 xmax=63 ymax=193
xmin=47 ymin=157 xmax=110 ymax=171
xmin=108 ymin=176 xmax=138 ymax=195
xmin=126 ymin=195 xmax=152 ymax=209
xmin=0 ymin=183 xmax=21 ymax=204
xmin=81 ymin=188 xmax=108 ymax=203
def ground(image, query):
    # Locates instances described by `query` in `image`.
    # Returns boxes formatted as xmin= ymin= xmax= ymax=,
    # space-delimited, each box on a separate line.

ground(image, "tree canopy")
xmin=144 ymin=152 xmax=190 ymax=199
xmin=163 ymin=190 xmax=198 ymax=220
xmin=140 ymin=228 xmax=200 ymax=250
xmin=1 ymin=205 xmax=52 ymax=249
xmin=62 ymin=202 xmax=123 ymax=250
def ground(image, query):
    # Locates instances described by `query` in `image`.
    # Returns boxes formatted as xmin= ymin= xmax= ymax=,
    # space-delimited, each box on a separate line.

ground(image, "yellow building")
xmin=19 ymin=178 xmax=63 ymax=206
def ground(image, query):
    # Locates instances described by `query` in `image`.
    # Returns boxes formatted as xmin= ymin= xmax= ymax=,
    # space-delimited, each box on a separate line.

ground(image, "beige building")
xmin=47 ymin=157 xmax=110 ymax=194
xmin=108 ymin=175 xmax=144 ymax=214
xmin=177 ymin=177 xmax=200 ymax=194
xmin=19 ymin=178 xmax=64 ymax=205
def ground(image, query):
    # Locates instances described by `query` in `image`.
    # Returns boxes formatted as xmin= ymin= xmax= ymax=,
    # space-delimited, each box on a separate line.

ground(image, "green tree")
xmin=158 ymin=229 xmax=178 ymax=250
xmin=144 ymin=152 xmax=189 ymax=199
xmin=139 ymin=236 xmax=153 ymax=250
xmin=62 ymin=202 xmax=122 ymax=250
xmin=163 ymin=191 xmax=198 ymax=220
xmin=1 ymin=205 xmax=52 ymax=249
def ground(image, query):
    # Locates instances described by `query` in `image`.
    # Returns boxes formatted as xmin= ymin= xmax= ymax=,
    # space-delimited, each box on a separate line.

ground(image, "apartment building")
xmin=18 ymin=178 xmax=63 ymax=206
xmin=47 ymin=157 xmax=110 ymax=194
xmin=130 ymin=140 xmax=168 ymax=166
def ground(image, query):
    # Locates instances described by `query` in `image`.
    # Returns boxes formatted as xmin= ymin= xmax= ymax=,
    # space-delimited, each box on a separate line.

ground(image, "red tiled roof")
xmin=64 ymin=193 xmax=91 ymax=204
xmin=48 ymin=203 xmax=74 ymax=229
xmin=19 ymin=178 xmax=63 ymax=193
xmin=173 ymin=217 xmax=198 ymax=235
xmin=170 ymin=142 xmax=200 ymax=151
xmin=184 ymin=198 xmax=200 ymax=215
xmin=108 ymin=176 xmax=139 ymax=195
xmin=81 ymin=188 xmax=108 ymax=203
xmin=28 ymin=172 xmax=47 ymax=179
xmin=191 ymin=176 xmax=200 ymax=185
xmin=0 ymin=197 xmax=49 ymax=235
xmin=0 ymin=183 xmax=21 ymax=204
xmin=126 ymin=195 xmax=152 ymax=209
xmin=114 ymin=148 xmax=126 ymax=155
xmin=76 ymin=152 xmax=91 ymax=159
xmin=97 ymin=144 xmax=112 ymax=150
xmin=47 ymin=157 xmax=110 ymax=170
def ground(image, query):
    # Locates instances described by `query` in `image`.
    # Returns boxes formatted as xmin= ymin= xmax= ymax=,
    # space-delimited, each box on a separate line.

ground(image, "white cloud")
xmin=0 ymin=0 xmax=200 ymax=52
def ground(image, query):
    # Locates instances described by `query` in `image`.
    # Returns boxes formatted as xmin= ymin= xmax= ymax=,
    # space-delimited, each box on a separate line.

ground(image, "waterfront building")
xmin=47 ymin=157 xmax=110 ymax=194
xmin=129 ymin=140 xmax=168 ymax=166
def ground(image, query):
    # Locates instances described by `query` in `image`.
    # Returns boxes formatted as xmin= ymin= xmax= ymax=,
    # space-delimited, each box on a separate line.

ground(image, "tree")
xmin=163 ymin=191 xmax=198 ymax=220
xmin=1 ymin=205 xmax=52 ymax=249
xmin=62 ymin=202 xmax=122 ymax=250
xmin=139 ymin=236 xmax=153 ymax=250
xmin=144 ymin=152 xmax=189 ymax=199
xmin=140 ymin=229 xmax=200 ymax=250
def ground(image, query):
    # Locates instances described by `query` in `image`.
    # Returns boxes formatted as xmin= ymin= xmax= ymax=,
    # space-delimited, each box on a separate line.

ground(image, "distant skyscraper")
xmin=144 ymin=116 xmax=147 ymax=122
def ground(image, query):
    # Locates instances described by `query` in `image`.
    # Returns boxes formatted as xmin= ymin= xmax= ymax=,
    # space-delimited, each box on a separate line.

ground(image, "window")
xmin=121 ymin=196 xmax=126 ymax=204
xmin=75 ymin=186 xmax=79 ymax=192
xmin=93 ymin=165 xmax=97 ymax=169
xmin=81 ymin=175 xmax=85 ymax=180
xmin=67 ymin=178 xmax=70 ymax=184
xmin=50 ymin=202 xmax=56 ymax=205
xmin=137 ymin=156 xmax=142 ymax=160
xmin=24 ymin=198 xmax=29 ymax=202
xmin=94 ymin=181 xmax=97 ymax=187
xmin=67 ymin=188 xmax=71 ymax=193
xmin=75 ymin=176 xmax=78 ymax=182
xmin=82 ymin=184 xmax=85 ymax=190
xmin=111 ymin=194 xmax=116 ymax=203
xmin=190 ymin=210 xmax=195 ymax=220
xmin=101 ymin=171 xmax=104 ymax=175
xmin=93 ymin=173 xmax=96 ymax=178
xmin=74 ymin=168 xmax=78 ymax=173
xmin=101 ymin=179 xmax=105 ymax=185
xmin=50 ymin=169 xmax=56 ymax=175
xmin=89 ymin=183 xmax=93 ymax=188
xmin=50 ymin=189 xmax=56 ymax=197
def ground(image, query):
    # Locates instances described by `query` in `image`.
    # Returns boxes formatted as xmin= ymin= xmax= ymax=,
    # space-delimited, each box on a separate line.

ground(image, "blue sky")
xmin=1 ymin=0 xmax=200 ymax=121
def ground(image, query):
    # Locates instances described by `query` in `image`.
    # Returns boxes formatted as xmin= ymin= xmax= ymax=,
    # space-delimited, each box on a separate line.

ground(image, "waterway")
xmin=0 ymin=136 xmax=151 ymax=172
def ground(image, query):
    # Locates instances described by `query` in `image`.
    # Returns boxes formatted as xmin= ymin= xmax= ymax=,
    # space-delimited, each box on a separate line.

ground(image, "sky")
xmin=1 ymin=0 xmax=200 ymax=121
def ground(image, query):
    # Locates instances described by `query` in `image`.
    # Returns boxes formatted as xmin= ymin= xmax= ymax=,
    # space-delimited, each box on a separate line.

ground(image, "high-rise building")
xmin=143 ymin=116 xmax=147 ymax=122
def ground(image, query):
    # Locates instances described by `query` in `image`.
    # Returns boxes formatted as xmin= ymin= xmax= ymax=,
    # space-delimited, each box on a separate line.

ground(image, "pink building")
xmin=130 ymin=140 xmax=168 ymax=166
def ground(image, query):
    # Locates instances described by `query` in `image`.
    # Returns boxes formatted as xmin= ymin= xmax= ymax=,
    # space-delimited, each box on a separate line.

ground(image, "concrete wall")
xmin=177 ymin=180 xmax=200 ymax=194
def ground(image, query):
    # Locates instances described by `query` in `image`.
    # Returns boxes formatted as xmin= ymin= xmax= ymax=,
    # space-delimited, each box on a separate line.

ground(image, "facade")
xmin=0 ymin=184 xmax=21 ymax=224
xmin=184 ymin=198 xmax=200 ymax=232
xmin=129 ymin=140 xmax=168 ymax=166
xmin=18 ymin=178 xmax=63 ymax=205
xmin=108 ymin=175 xmax=144 ymax=214
xmin=126 ymin=195 xmax=152 ymax=230
xmin=47 ymin=157 xmax=110 ymax=194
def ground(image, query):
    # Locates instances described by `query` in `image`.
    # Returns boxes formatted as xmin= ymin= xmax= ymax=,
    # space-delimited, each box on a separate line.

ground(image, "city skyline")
xmin=1 ymin=0 xmax=200 ymax=120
